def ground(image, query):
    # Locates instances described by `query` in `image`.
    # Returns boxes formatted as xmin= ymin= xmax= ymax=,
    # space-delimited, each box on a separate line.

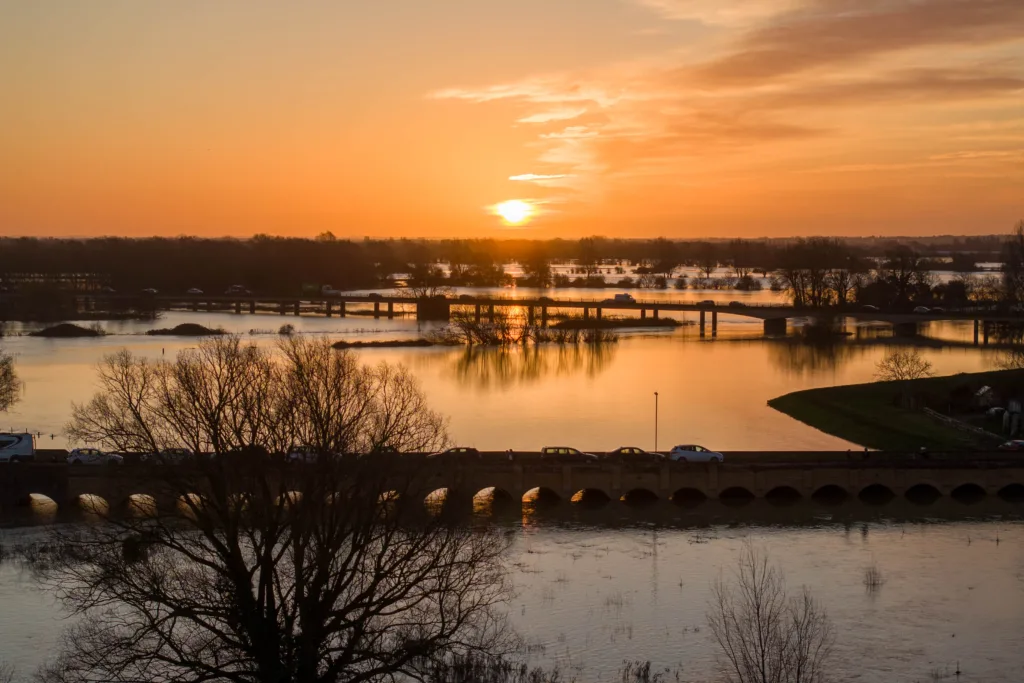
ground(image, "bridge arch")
xmin=28 ymin=493 xmax=58 ymax=518
xmin=904 ymin=483 xmax=942 ymax=505
xmin=811 ymin=485 xmax=849 ymax=505
xmin=276 ymin=491 xmax=303 ymax=508
xmin=424 ymin=487 xmax=449 ymax=506
xmin=951 ymin=483 xmax=986 ymax=504
xmin=719 ymin=487 xmax=755 ymax=506
xmin=522 ymin=487 xmax=561 ymax=506
xmin=671 ymin=488 xmax=707 ymax=506
xmin=126 ymin=493 xmax=157 ymax=518
xmin=997 ymin=483 xmax=1024 ymax=502
xmin=177 ymin=493 xmax=206 ymax=519
xmin=620 ymin=488 xmax=658 ymax=506
xmin=473 ymin=487 xmax=515 ymax=508
xmin=570 ymin=488 xmax=612 ymax=506
xmin=858 ymin=484 xmax=895 ymax=505
xmin=765 ymin=486 xmax=802 ymax=506
xmin=77 ymin=493 xmax=109 ymax=516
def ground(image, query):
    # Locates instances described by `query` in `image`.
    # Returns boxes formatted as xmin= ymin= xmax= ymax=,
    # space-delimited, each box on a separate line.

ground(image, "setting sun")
xmin=494 ymin=200 xmax=534 ymax=226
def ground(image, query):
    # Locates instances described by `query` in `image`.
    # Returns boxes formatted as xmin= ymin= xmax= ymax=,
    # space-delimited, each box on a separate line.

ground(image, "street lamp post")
xmin=654 ymin=391 xmax=659 ymax=453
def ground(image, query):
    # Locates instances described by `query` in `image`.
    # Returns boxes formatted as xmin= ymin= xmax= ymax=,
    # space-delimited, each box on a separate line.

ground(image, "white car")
xmin=287 ymin=445 xmax=318 ymax=463
xmin=913 ymin=306 xmax=931 ymax=314
xmin=669 ymin=444 xmax=723 ymax=463
xmin=67 ymin=448 xmax=123 ymax=466
xmin=186 ymin=287 xmax=204 ymax=295
xmin=0 ymin=433 xmax=36 ymax=463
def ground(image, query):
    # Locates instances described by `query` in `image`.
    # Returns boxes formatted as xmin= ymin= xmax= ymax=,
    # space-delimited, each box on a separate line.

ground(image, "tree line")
xmin=0 ymin=232 xmax=1009 ymax=299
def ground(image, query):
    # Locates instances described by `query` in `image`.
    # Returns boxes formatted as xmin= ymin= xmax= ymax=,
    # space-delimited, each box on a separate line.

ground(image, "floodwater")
xmin=1 ymin=505 xmax=1023 ymax=682
xmin=0 ymin=292 xmax=1020 ymax=680
xmin=0 ymin=292 xmax=1007 ymax=451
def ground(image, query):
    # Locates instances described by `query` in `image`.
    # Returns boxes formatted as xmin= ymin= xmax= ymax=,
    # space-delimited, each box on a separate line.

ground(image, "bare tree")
xmin=708 ymin=543 xmax=834 ymax=683
xmin=0 ymin=660 xmax=14 ymax=683
xmin=874 ymin=348 xmax=933 ymax=381
xmin=34 ymin=337 xmax=515 ymax=683
xmin=0 ymin=344 xmax=21 ymax=412
xmin=1001 ymin=220 xmax=1024 ymax=305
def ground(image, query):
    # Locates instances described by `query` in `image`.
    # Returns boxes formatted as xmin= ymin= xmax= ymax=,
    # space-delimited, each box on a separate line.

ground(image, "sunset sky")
xmin=1 ymin=0 xmax=1021 ymax=239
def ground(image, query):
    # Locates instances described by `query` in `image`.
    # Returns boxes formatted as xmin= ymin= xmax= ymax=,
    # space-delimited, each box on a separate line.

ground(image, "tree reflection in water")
xmin=451 ymin=343 xmax=616 ymax=389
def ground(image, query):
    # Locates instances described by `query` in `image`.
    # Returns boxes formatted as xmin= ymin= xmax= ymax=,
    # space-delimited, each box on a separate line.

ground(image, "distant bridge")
xmin=77 ymin=292 xmax=1024 ymax=340
xmin=4 ymin=452 xmax=1024 ymax=515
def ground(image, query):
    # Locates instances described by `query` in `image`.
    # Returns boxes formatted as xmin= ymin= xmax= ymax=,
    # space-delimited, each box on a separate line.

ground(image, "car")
xmin=225 ymin=285 xmax=251 ymax=295
xmin=537 ymin=296 xmax=554 ymax=303
xmin=862 ymin=304 xmax=880 ymax=311
xmin=428 ymin=446 xmax=481 ymax=459
xmin=931 ymin=306 xmax=945 ymax=313
xmin=668 ymin=444 xmax=723 ymax=463
xmin=458 ymin=294 xmax=476 ymax=301
xmin=604 ymin=446 xmax=664 ymax=462
xmin=141 ymin=288 xmax=159 ymax=295
xmin=368 ymin=293 xmax=383 ymax=299
xmin=913 ymin=306 xmax=931 ymax=314
xmin=67 ymin=448 xmax=123 ymax=466
xmin=0 ymin=433 xmax=35 ymax=463
xmin=287 ymin=445 xmax=319 ymax=463
xmin=699 ymin=300 xmax=716 ymax=307
xmin=142 ymin=447 xmax=194 ymax=464
xmin=997 ymin=440 xmax=1024 ymax=451
xmin=605 ymin=293 xmax=635 ymax=304
xmin=728 ymin=301 xmax=745 ymax=308
xmin=540 ymin=446 xmax=599 ymax=461
xmin=186 ymin=287 xmax=204 ymax=295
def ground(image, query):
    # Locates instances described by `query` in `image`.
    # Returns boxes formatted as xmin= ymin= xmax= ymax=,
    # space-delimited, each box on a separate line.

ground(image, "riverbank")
xmin=768 ymin=369 xmax=1024 ymax=450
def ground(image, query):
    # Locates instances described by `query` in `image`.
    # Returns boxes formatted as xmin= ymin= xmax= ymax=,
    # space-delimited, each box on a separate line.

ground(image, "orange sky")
xmin=1 ymin=0 xmax=1021 ymax=239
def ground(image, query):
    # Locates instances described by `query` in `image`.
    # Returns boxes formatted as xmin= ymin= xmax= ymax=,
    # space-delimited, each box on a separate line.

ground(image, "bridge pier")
xmin=235 ymin=301 xmax=242 ymax=314
xmin=984 ymin=321 xmax=990 ymax=345
xmin=527 ymin=306 xmax=535 ymax=325
xmin=293 ymin=301 xmax=300 ymax=316
xmin=373 ymin=302 xmax=380 ymax=318
xmin=640 ymin=309 xmax=646 ymax=320
xmin=712 ymin=310 xmax=718 ymax=337
xmin=652 ymin=308 xmax=659 ymax=320
xmin=387 ymin=302 xmax=394 ymax=319
xmin=583 ymin=307 xmax=590 ymax=322
xmin=279 ymin=302 xmax=287 ymax=316
xmin=699 ymin=310 xmax=706 ymax=337
xmin=974 ymin=319 xmax=979 ymax=345
xmin=249 ymin=300 xmax=256 ymax=314
xmin=763 ymin=317 xmax=787 ymax=335
xmin=325 ymin=300 xmax=332 ymax=317
xmin=192 ymin=301 xmax=199 ymax=312
xmin=541 ymin=307 xmax=548 ymax=326
xmin=596 ymin=308 xmax=603 ymax=321
xmin=338 ymin=301 xmax=346 ymax=317
xmin=488 ymin=304 xmax=495 ymax=321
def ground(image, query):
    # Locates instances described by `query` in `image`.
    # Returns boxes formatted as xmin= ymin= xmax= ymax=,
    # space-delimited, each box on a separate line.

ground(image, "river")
xmin=0 ymin=292 xmax=1020 ymax=680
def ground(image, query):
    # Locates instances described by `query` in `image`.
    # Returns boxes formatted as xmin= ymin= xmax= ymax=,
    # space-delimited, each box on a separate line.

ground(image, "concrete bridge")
xmin=4 ymin=452 xmax=1024 ymax=516
xmin=76 ymin=292 xmax=1022 ymax=339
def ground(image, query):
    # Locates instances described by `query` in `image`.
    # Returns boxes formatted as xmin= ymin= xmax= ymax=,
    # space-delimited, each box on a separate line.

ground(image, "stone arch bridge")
xmin=4 ymin=453 xmax=1024 ymax=515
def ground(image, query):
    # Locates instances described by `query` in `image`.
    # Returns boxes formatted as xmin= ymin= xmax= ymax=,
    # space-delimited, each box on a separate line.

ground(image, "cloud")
xmin=635 ymin=0 xmax=802 ymax=26
xmin=509 ymin=174 xmax=569 ymax=181
xmin=517 ymin=108 xmax=588 ymax=124
xmin=690 ymin=0 xmax=1024 ymax=84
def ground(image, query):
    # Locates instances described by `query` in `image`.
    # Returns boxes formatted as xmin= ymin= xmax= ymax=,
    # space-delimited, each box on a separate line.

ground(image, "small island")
xmin=29 ymin=323 xmax=104 ymax=338
xmin=146 ymin=323 xmax=227 ymax=336
xmin=769 ymin=368 xmax=1024 ymax=451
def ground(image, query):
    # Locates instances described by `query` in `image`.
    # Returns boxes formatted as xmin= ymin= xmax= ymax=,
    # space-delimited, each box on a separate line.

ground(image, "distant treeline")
xmin=0 ymin=233 xmax=1009 ymax=296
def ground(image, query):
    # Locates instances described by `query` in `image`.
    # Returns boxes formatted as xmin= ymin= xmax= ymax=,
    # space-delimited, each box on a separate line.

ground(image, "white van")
xmin=0 ymin=433 xmax=36 ymax=463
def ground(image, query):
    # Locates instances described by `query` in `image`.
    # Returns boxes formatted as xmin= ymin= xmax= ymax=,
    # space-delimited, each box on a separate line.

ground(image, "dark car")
xmin=540 ymin=446 xmax=598 ymax=461
xmin=997 ymin=440 xmax=1024 ymax=451
xmin=368 ymin=293 xmax=383 ymax=299
xmin=458 ymin=294 xmax=476 ymax=301
xmin=604 ymin=446 xmax=664 ymax=462
xmin=428 ymin=446 xmax=481 ymax=459
xmin=537 ymin=296 xmax=554 ymax=303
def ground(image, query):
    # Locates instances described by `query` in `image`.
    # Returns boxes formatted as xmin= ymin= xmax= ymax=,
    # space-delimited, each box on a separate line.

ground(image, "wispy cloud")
xmin=509 ymin=173 xmax=568 ymax=181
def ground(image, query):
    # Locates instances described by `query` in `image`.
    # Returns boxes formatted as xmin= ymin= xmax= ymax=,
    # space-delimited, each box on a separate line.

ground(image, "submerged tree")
xmin=36 ymin=337 xmax=515 ymax=683
xmin=708 ymin=543 xmax=835 ymax=683
xmin=0 ymin=347 xmax=19 ymax=412
xmin=874 ymin=348 xmax=933 ymax=382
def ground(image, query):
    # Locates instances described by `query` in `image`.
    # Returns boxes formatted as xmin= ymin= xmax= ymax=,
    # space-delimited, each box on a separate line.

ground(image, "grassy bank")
xmin=768 ymin=369 xmax=1024 ymax=451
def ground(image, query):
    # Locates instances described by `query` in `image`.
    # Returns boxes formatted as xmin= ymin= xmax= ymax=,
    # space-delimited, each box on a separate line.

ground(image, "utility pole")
xmin=654 ymin=391 xmax=659 ymax=452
